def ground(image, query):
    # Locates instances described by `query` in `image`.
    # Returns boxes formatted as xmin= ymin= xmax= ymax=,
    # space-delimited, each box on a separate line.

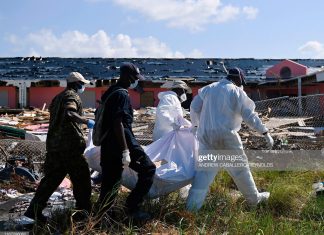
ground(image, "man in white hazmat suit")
xmin=186 ymin=67 xmax=274 ymax=211
xmin=152 ymin=80 xmax=192 ymax=198
xmin=153 ymin=80 xmax=191 ymax=141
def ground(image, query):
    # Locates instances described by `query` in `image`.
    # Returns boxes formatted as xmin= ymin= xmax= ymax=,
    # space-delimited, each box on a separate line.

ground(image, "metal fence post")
xmin=298 ymin=78 xmax=302 ymax=115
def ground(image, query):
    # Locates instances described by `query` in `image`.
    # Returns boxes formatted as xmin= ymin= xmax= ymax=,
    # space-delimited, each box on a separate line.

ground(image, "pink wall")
xmin=92 ymin=87 xmax=107 ymax=107
xmin=128 ymin=89 xmax=140 ymax=108
xmin=27 ymin=86 xmax=204 ymax=110
xmin=129 ymin=88 xmax=165 ymax=109
xmin=266 ymin=59 xmax=307 ymax=79
xmin=28 ymin=86 xmax=190 ymax=110
xmin=29 ymin=87 xmax=65 ymax=108
xmin=302 ymin=84 xmax=324 ymax=95
xmin=92 ymin=87 xmax=181 ymax=109
xmin=29 ymin=87 xmax=108 ymax=109
xmin=0 ymin=86 xmax=17 ymax=108
xmin=121 ymin=87 xmax=197 ymax=109
xmin=259 ymin=84 xmax=324 ymax=96
xmin=90 ymin=87 xmax=142 ymax=109
xmin=131 ymin=87 xmax=201 ymax=109
xmin=27 ymin=83 xmax=324 ymax=111
xmin=320 ymin=84 xmax=324 ymax=94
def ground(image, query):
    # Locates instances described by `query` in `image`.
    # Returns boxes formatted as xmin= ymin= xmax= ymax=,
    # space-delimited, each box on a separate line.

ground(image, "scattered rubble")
xmin=0 ymin=108 xmax=95 ymax=140
xmin=0 ymin=106 xmax=323 ymax=230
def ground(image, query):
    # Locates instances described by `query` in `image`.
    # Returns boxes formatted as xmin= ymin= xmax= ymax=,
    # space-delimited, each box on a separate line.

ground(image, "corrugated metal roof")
xmin=0 ymin=58 xmax=324 ymax=84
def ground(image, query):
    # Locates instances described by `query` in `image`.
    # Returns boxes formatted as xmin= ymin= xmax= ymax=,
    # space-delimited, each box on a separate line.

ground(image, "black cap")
xmin=120 ymin=62 xmax=144 ymax=80
xmin=227 ymin=67 xmax=247 ymax=86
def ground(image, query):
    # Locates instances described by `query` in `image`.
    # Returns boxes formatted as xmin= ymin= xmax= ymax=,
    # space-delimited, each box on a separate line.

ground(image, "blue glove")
xmin=87 ymin=119 xmax=95 ymax=129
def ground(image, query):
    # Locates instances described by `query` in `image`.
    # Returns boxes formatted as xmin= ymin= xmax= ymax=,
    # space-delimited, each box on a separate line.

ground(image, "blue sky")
xmin=1 ymin=0 xmax=324 ymax=58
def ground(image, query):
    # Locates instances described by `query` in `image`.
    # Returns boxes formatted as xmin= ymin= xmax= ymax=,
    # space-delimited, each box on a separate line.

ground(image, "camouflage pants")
xmin=27 ymin=151 xmax=91 ymax=213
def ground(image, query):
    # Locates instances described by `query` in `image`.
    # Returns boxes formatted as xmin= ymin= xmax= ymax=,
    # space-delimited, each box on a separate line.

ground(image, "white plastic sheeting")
xmin=84 ymin=130 xmax=101 ymax=172
xmin=85 ymin=128 xmax=197 ymax=198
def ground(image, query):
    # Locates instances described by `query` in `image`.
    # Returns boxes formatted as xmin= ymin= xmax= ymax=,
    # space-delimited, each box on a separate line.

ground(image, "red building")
xmin=266 ymin=59 xmax=308 ymax=79
xmin=0 ymin=60 xmax=323 ymax=109
xmin=0 ymin=81 xmax=18 ymax=108
xmin=259 ymin=60 xmax=324 ymax=99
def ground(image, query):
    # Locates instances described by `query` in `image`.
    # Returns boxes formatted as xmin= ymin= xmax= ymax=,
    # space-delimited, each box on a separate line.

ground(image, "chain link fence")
xmin=254 ymin=94 xmax=324 ymax=150
xmin=0 ymin=94 xmax=322 ymax=166
xmin=255 ymin=94 xmax=324 ymax=118
xmin=0 ymin=139 xmax=46 ymax=177
xmin=133 ymin=94 xmax=324 ymax=149
xmin=0 ymin=139 xmax=46 ymax=162
xmin=133 ymin=122 xmax=155 ymax=146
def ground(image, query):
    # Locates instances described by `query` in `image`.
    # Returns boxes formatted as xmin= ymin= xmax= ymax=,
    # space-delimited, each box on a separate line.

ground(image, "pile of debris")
xmin=0 ymin=108 xmax=96 ymax=141
xmin=0 ymin=108 xmax=50 ymax=140
xmin=0 ymin=106 xmax=323 ymax=230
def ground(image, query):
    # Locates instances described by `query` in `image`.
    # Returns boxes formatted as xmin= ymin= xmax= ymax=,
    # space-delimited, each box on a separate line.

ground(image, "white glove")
xmin=172 ymin=122 xmax=181 ymax=131
xmin=264 ymin=133 xmax=274 ymax=149
xmin=122 ymin=149 xmax=131 ymax=166
xmin=190 ymin=126 xmax=198 ymax=136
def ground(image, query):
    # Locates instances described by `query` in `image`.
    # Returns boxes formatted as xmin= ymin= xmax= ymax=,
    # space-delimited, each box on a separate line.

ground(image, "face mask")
xmin=179 ymin=93 xmax=187 ymax=103
xmin=129 ymin=79 xmax=138 ymax=89
xmin=77 ymin=84 xmax=85 ymax=94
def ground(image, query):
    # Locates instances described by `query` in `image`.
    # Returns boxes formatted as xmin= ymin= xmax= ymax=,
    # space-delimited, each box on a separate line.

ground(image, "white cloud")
xmin=187 ymin=49 xmax=204 ymax=58
xmin=213 ymin=5 xmax=240 ymax=23
xmin=6 ymin=29 xmax=202 ymax=58
xmin=298 ymin=41 xmax=324 ymax=58
xmin=113 ymin=0 xmax=257 ymax=31
xmin=242 ymin=6 xmax=259 ymax=20
xmin=132 ymin=36 xmax=184 ymax=58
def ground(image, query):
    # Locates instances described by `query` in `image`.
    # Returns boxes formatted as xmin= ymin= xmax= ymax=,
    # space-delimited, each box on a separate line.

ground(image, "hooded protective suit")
xmin=186 ymin=78 xmax=271 ymax=211
xmin=152 ymin=91 xmax=184 ymax=141
xmin=152 ymin=82 xmax=192 ymax=198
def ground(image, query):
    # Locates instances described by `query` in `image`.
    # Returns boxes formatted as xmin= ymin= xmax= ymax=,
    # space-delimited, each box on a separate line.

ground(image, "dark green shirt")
xmin=46 ymin=88 xmax=86 ymax=154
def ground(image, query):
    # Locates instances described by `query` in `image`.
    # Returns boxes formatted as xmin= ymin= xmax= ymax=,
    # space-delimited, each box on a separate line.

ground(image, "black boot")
xmin=126 ymin=205 xmax=152 ymax=222
xmin=24 ymin=205 xmax=47 ymax=224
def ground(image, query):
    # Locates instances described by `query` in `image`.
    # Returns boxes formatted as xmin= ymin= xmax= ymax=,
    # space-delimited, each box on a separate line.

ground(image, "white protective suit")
xmin=186 ymin=78 xmax=270 ymax=211
xmin=153 ymin=91 xmax=184 ymax=141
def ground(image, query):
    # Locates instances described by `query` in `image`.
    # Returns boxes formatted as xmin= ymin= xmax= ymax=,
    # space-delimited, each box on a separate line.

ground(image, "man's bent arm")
xmin=66 ymin=110 xmax=88 ymax=125
xmin=113 ymin=117 xmax=128 ymax=151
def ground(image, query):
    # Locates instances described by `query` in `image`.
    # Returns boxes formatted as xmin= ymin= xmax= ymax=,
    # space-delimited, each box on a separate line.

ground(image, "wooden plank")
xmin=265 ymin=117 xmax=310 ymax=129
xmin=298 ymin=119 xmax=306 ymax=126
xmin=132 ymin=125 xmax=149 ymax=131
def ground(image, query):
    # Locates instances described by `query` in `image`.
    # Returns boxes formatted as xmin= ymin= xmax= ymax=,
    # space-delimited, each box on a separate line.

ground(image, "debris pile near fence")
xmin=0 ymin=94 xmax=322 ymax=163
xmin=0 ymin=108 xmax=96 ymax=140
xmin=0 ymin=94 xmax=323 ymax=226
xmin=253 ymin=94 xmax=324 ymax=150
xmin=0 ymin=94 xmax=323 ymax=168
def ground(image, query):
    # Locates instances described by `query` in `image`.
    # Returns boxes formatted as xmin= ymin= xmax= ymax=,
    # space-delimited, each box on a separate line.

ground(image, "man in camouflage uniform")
xmin=24 ymin=72 xmax=95 ymax=223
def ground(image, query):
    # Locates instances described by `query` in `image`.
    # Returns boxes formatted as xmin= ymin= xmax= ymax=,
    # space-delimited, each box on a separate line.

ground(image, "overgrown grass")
xmin=31 ymin=170 xmax=324 ymax=234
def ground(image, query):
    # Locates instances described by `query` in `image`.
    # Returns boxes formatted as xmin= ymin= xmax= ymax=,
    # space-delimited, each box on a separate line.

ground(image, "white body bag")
xmin=84 ymin=126 xmax=198 ymax=198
